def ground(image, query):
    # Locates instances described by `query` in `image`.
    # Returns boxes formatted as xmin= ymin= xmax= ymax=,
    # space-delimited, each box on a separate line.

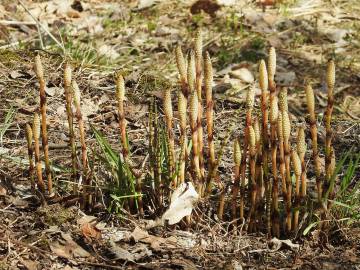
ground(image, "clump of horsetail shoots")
xmin=291 ymin=150 xmax=302 ymax=230
xmin=72 ymin=80 xmax=89 ymax=207
xmin=33 ymin=113 xmax=45 ymax=193
xmin=163 ymin=88 xmax=176 ymax=184
xmin=34 ymin=55 xmax=53 ymax=195
xmin=259 ymin=59 xmax=271 ymax=235
xmin=305 ymin=84 xmax=322 ymax=201
xmin=231 ymin=138 xmax=242 ymax=218
xmin=64 ymin=63 xmax=77 ymax=186
xmin=25 ymin=123 xmax=35 ymax=190
xmin=194 ymin=30 xmax=205 ymax=180
xmin=325 ymin=60 xmax=335 ymax=185
xmin=296 ymin=127 xmax=307 ymax=199
xmin=204 ymin=52 xmax=216 ymax=188
xmin=239 ymin=87 xmax=255 ymax=220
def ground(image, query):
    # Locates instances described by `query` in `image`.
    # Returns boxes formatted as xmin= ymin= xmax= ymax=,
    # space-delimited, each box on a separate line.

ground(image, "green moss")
xmin=0 ymin=50 xmax=23 ymax=68
xmin=37 ymin=204 xmax=75 ymax=226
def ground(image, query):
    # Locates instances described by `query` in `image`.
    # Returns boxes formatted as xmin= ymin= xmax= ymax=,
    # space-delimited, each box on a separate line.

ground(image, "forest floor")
xmin=0 ymin=0 xmax=360 ymax=269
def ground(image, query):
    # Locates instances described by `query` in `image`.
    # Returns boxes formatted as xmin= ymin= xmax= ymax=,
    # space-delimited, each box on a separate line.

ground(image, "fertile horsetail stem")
xmin=64 ymin=63 xmax=77 ymax=186
xmin=268 ymin=47 xmax=276 ymax=86
xmin=270 ymin=96 xmax=280 ymax=236
xmin=178 ymin=87 xmax=187 ymax=184
xmin=34 ymin=55 xmax=52 ymax=195
xmin=33 ymin=113 xmax=45 ymax=193
xmin=248 ymin=125 xmax=257 ymax=230
xmin=325 ymin=60 xmax=335 ymax=185
xmin=163 ymin=88 xmax=176 ymax=181
xmin=204 ymin=52 xmax=216 ymax=189
xmin=259 ymin=59 xmax=271 ymax=235
xmin=291 ymin=150 xmax=302 ymax=230
xmin=231 ymin=138 xmax=242 ymax=218
xmin=282 ymin=110 xmax=292 ymax=232
xmin=297 ymin=127 xmax=307 ymax=198
xmin=72 ymin=80 xmax=89 ymax=207
xmin=176 ymin=46 xmax=187 ymax=91
xmin=305 ymin=84 xmax=322 ymax=201
xmin=190 ymin=90 xmax=201 ymax=186
xmin=194 ymin=30 xmax=205 ymax=182
xmin=239 ymin=87 xmax=255 ymax=220
xmin=26 ymin=123 xmax=35 ymax=190
xmin=115 ymin=74 xmax=129 ymax=158
xmin=268 ymin=47 xmax=279 ymax=236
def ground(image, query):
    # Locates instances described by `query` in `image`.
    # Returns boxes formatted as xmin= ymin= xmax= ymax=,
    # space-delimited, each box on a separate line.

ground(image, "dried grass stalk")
xmin=33 ymin=113 xmax=45 ymax=193
xmin=26 ymin=123 xmax=35 ymax=190
xmin=34 ymin=55 xmax=52 ymax=195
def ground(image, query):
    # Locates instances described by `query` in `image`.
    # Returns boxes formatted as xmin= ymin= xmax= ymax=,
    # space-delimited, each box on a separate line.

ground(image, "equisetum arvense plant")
xmin=25 ymin=34 xmax=340 ymax=236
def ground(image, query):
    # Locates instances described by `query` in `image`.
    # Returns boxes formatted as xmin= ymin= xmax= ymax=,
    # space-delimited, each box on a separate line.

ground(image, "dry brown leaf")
xmin=131 ymin=227 xmax=177 ymax=251
xmin=20 ymin=259 xmax=39 ymax=270
xmin=81 ymin=223 xmax=102 ymax=240
xmin=49 ymin=233 xmax=91 ymax=259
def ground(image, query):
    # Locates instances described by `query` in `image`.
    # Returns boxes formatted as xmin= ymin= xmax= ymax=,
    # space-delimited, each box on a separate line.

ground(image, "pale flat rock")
xmin=229 ymin=68 xmax=254 ymax=83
